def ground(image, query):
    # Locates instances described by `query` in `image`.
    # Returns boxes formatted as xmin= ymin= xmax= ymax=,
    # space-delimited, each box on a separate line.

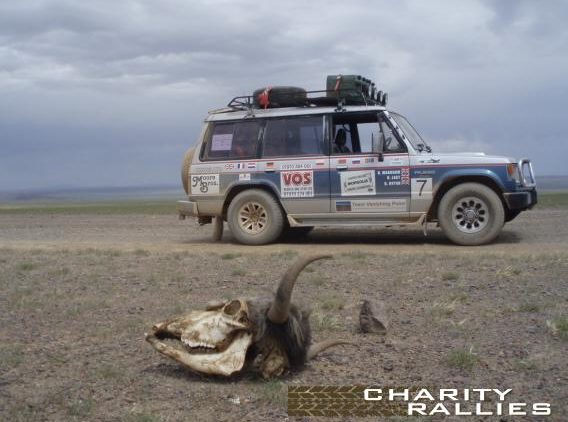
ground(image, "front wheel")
xmin=438 ymin=183 xmax=505 ymax=246
xmin=227 ymin=190 xmax=284 ymax=245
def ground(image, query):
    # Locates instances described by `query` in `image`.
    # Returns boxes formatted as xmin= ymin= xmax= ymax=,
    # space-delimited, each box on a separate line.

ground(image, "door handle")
xmin=420 ymin=158 xmax=440 ymax=164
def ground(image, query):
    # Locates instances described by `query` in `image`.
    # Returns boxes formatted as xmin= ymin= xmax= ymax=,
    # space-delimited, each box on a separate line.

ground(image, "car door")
xmin=260 ymin=115 xmax=331 ymax=215
xmin=329 ymin=111 xmax=411 ymax=220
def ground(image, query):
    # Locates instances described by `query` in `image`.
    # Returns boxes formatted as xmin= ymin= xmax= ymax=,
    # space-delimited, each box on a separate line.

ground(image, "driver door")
xmin=329 ymin=111 xmax=410 ymax=219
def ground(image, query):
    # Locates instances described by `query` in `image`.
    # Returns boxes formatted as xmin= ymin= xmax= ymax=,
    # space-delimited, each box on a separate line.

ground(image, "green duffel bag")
xmin=326 ymin=74 xmax=372 ymax=103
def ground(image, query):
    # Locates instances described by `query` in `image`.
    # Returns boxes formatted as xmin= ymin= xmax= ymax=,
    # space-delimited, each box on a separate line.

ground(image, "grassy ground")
xmin=1 ymin=247 xmax=567 ymax=421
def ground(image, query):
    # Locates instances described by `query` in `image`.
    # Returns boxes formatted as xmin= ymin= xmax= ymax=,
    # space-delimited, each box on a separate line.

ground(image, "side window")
xmin=262 ymin=116 xmax=324 ymax=157
xmin=203 ymin=121 xmax=261 ymax=160
xmin=332 ymin=113 xmax=406 ymax=154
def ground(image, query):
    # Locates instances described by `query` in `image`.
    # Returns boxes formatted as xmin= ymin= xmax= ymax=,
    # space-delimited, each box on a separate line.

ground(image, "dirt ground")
xmin=1 ymin=208 xmax=567 ymax=421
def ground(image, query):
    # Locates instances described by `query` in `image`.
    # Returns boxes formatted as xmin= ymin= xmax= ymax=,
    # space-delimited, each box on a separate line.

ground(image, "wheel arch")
xmin=428 ymin=174 xmax=507 ymax=221
xmin=222 ymin=183 xmax=286 ymax=220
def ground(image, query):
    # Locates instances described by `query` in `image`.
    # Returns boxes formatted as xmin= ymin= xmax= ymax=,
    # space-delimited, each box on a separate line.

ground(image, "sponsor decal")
xmin=316 ymin=160 xmax=325 ymax=167
xmin=239 ymin=173 xmax=251 ymax=181
xmin=351 ymin=159 xmax=361 ymax=165
xmin=247 ymin=162 xmax=256 ymax=169
xmin=211 ymin=133 xmax=233 ymax=151
xmin=352 ymin=199 xmax=407 ymax=212
xmin=192 ymin=165 xmax=223 ymax=173
xmin=190 ymin=174 xmax=220 ymax=195
xmin=266 ymin=162 xmax=274 ymax=169
xmin=236 ymin=163 xmax=245 ymax=170
xmin=377 ymin=168 xmax=408 ymax=187
xmin=280 ymin=171 xmax=314 ymax=198
xmin=364 ymin=157 xmax=374 ymax=164
xmin=341 ymin=170 xmax=376 ymax=196
xmin=411 ymin=177 xmax=433 ymax=199
xmin=224 ymin=163 xmax=235 ymax=170
xmin=281 ymin=162 xmax=313 ymax=170
xmin=336 ymin=199 xmax=407 ymax=212
xmin=338 ymin=158 xmax=347 ymax=165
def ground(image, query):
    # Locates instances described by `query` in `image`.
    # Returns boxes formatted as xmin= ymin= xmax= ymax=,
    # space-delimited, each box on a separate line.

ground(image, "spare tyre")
xmin=181 ymin=147 xmax=195 ymax=195
xmin=253 ymin=86 xmax=307 ymax=108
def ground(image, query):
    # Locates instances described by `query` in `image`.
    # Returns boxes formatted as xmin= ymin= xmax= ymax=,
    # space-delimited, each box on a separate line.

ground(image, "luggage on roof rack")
xmin=326 ymin=74 xmax=383 ymax=105
xmin=252 ymin=86 xmax=307 ymax=109
xmin=224 ymin=75 xmax=387 ymax=111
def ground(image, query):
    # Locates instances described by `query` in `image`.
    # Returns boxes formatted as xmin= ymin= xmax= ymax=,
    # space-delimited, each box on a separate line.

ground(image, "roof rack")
xmin=225 ymin=88 xmax=387 ymax=113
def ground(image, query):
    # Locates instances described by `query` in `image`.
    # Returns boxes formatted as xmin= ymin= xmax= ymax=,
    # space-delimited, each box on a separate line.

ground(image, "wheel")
xmin=227 ymin=190 xmax=284 ymax=245
xmin=438 ymin=183 xmax=505 ymax=246
xmin=181 ymin=148 xmax=195 ymax=195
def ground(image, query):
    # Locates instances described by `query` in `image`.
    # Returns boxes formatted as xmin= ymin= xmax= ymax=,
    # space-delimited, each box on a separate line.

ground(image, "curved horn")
xmin=267 ymin=254 xmax=332 ymax=324
xmin=307 ymin=340 xmax=354 ymax=361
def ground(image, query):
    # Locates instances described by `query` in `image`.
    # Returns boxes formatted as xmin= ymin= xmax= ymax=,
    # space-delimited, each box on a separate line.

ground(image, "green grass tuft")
xmin=446 ymin=347 xmax=479 ymax=370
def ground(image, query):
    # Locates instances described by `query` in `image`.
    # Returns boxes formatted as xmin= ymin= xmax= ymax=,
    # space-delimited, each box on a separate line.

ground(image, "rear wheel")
xmin=438 ymin=183 xmax=505 ymax=246
xmin=227 ymin=190 xmax=284 ymax=245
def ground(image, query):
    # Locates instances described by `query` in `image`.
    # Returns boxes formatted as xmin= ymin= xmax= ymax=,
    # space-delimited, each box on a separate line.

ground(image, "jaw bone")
xmin=145 ymin=331 xmax=253 ymax=376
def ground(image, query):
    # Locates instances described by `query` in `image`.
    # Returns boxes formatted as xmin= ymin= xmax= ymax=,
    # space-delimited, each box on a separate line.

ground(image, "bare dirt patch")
xmin=1 ymin=209 xmax=567 ymax=421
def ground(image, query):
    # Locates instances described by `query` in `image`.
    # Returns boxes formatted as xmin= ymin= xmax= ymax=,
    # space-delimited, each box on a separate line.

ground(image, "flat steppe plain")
xmin=1 ymin=197 xmax=567 ymax=421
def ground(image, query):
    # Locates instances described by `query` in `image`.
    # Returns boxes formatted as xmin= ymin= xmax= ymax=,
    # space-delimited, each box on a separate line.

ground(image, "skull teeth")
xmin=184 ymin=340 xmax=216 ymax=349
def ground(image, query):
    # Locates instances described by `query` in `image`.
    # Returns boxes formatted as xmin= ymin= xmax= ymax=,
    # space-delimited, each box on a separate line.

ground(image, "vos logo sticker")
xmin=191 ymin=174 xmax=220 ymax=195
xmin=280 ymin=171 xmax=314 ymax=198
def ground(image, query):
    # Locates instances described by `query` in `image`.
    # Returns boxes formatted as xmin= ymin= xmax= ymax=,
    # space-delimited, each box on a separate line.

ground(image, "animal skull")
xmin=145 ymin=255 xmax=349 ymax=378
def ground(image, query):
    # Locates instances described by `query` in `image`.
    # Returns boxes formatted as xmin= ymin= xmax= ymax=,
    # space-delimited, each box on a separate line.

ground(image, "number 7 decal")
xmin=411 ymin=178 xmax=433 ymax=198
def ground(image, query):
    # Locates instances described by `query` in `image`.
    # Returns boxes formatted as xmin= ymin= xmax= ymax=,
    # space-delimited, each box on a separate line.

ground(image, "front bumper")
xmin=177 ymin=200 xmax=198 ymax=218
xmin=503 ymin=189 xmax=538 ymax=211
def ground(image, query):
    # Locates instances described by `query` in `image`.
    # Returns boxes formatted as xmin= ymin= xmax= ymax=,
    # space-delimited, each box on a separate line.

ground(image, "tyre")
xmin=438 ymin=183 xmax=505 ymax=246
xmin=227 ymin=190 xmax=284 ymax=245
xmin=181 ymin=148 xmax=195 ymax=195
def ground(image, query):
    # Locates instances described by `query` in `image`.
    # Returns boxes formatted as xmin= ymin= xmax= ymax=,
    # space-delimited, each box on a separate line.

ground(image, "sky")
xmin=1 ymin=0 xmax=567 ymax=192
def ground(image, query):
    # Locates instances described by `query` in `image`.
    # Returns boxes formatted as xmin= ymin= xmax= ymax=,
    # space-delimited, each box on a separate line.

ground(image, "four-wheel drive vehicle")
xmin=178 ymin=77 xmax=537 ymax=246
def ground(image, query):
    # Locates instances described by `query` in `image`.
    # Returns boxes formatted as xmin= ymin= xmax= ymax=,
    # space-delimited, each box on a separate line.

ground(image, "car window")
xmin=262 ymin=116 xmax=324 ymax=157
xmin=332 ymin=112 xmax=406 ymax=154
xmin=204 ymin=121 xmax=261 ymax=160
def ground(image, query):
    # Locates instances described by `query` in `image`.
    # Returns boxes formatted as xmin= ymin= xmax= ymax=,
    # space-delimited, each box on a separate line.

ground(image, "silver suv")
xmin=178 ymin=82 xmax=537 ymax=246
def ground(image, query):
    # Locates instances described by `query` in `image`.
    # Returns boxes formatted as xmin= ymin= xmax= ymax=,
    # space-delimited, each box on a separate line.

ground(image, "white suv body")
xmin=179 ymin=103 xmax=537 ymax=245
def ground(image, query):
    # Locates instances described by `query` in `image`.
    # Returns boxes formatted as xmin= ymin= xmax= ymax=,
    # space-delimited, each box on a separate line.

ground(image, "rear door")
xmin=329 ymin=111 xmax=411 ymax=219
xmin=260 ymin=115 xmax=330 ymax=214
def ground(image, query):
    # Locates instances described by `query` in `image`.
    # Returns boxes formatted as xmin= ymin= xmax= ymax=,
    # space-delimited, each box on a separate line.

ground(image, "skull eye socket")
xmin=223 ymin=300 xmax=242 ymax=316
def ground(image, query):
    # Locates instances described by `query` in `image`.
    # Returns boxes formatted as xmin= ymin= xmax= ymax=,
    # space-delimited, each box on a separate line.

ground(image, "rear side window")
xmin=262 ymin=116 xmax=324 ymax=157
xmin=203 ymin=121 xmax=261 ymax=160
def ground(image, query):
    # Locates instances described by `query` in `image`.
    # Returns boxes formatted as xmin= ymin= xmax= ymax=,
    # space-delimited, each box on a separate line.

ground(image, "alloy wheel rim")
xmin=238 ymin=201 xmax=268 ymax=234
xmin=452 ymin=196 xmax=488 ymax=234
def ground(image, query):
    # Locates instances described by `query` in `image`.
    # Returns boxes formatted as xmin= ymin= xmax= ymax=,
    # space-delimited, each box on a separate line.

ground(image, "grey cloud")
xmin=0 ymin=0 xmax=567 ymax=191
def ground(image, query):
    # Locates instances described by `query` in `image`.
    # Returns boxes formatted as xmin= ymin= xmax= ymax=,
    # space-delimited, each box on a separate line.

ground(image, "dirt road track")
xmin=1 ymin=209 xmax=566 ymax=254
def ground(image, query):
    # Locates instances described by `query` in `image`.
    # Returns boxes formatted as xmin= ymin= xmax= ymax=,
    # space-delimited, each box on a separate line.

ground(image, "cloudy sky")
xmin=1 ymin=0 xmax=567 ymax=192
